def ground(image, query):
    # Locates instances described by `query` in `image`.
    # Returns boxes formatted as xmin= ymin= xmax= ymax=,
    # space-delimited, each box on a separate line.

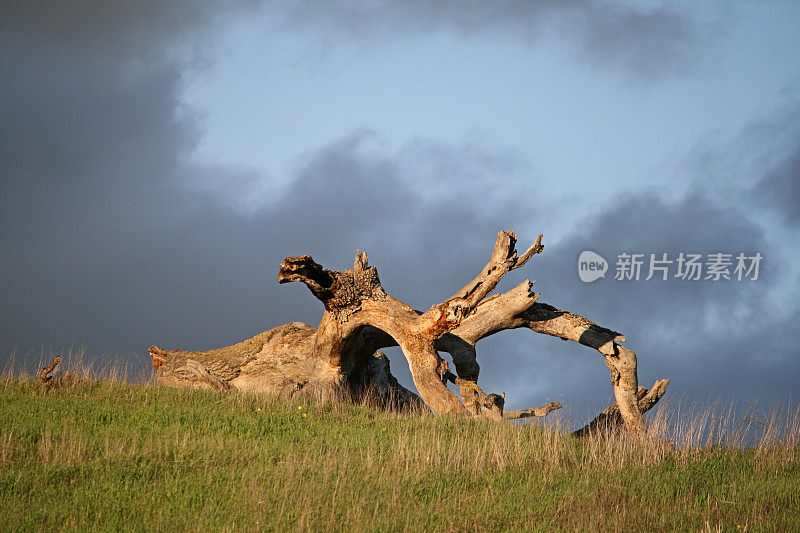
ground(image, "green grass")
xmin=1 ymin=374 xmax=798 ymax=532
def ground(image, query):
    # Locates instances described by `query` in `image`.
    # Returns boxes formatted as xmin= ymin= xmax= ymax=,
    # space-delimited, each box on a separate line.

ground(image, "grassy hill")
xmin=1 ymin=373 xmax=798 ymax=531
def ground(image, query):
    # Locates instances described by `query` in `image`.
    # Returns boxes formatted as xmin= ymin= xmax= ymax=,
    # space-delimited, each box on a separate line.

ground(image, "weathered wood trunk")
xmin=149 ymin=231 xmax=669 ymax=435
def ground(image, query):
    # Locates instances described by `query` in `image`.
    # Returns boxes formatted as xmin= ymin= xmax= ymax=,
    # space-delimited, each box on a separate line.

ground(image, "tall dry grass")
xmin=2 ymin=344 xmax=152 ymax=384
xmin=1 ymin=351 xmax=798 ymax=531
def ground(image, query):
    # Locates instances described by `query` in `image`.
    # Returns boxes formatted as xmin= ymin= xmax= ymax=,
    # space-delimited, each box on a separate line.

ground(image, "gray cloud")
xmin=753 ymin=145 xmax=800 ymax=227
xmin=0 ymin=0 xmax=243 ymax=51
xmin=574 ymin=2 xmax=712 ymax=78
xmin=681 ymin=100 xmax=800 ymax=230
xmin=493 ymin=116 xmax=800 ymax=418
xmin=282 ymin=0 xmax=716 ymax=78
xmin=1 ymin=1 xmax=795 ymax=427
xmin=0 ymin=16 xmax=530 ymax=366
xmin=0 ymin=0 xmax=255 ymax=356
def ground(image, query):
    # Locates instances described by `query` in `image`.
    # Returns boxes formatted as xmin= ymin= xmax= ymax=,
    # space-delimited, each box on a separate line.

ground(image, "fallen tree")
xmin=149 ymin=231 xmax=669 ymax=436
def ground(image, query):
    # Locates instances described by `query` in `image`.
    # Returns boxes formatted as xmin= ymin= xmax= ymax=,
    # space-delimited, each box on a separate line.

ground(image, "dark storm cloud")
xmin=1 ymin=0 xmax=795 ymax=425
xmin=573 ymin=3 xmax=709 ymax=77
xmin=0 ymin=0 xmax=530 ymax=365
xmin=541 ymin=192 xmax=770 ymax=331
xmin=283 ymin=0 xmax=714 ymax=78
xmin=452 ymin=100 xmax=800 ymax=417
xmin=0 ymin=0 xmax=258 ymax=358
xmin=0 ymin=1 xmax=250 ymax=64
xmin=496 ymin=100 xmax=800 ymax=419
xmin=752 ymin=146 xmax=800 ymax=226
xmin=495 ymin=139 xmax=800 ymax=417
xmin=0 ymin=0 xmax=253 ymax=233
xmin=687 ymin=100 xmax=800 ymax=230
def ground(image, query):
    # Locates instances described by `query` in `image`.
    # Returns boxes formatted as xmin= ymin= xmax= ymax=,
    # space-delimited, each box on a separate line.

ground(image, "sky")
xmin=2 ymin=0 xmax=799 ymax=423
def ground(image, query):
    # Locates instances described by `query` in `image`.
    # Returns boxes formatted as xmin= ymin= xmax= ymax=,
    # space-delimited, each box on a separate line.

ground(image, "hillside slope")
xmin=1 ymin=377 xmax=798 ymax=531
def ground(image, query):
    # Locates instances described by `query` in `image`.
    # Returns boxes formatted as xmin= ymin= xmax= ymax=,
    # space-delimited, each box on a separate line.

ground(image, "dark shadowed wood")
xmin=37 ymin=356 xmax=61 ymax=389
xmin=573 ymin=379 xmax=671 ymax=437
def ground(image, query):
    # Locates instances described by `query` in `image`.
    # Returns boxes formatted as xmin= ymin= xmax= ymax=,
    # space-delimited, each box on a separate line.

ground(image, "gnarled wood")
xmin=37 ymin=356 xmax=61 ymax=389
xmin=150 ymin=230 xmax=668 ymax=436
xmin=504 ymin=401 xmax=563 ymax=420
xmin=573 ymin=379 xmax=671 ymax=437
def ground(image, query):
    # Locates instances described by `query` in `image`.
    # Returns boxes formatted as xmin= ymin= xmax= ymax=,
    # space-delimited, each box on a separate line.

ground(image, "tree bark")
xmin=149 ymin=231 xmax=668 ymax=435
xmin=573 ymin=379 xmax=671 ymax=437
